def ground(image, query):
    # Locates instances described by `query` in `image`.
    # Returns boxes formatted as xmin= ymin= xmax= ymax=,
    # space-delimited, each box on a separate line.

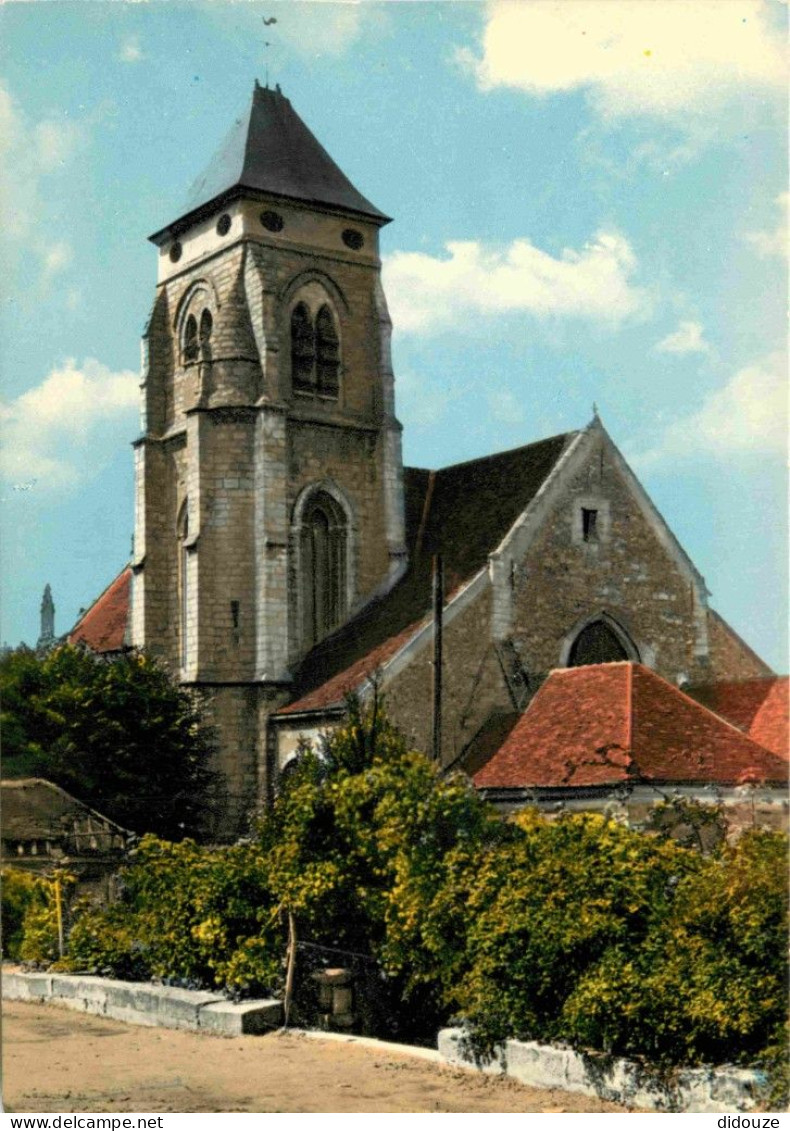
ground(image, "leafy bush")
xmin=447 ymin=809 xmax=703 ymax=1056
xmin=15 ymin=870 xmax=75 ymax=965
xmin=2 ymin=868 xmax=42 ymax=959
xmin=66 ymin=836 xmax=283 ymax=995
xmin=560 ymin=829 xmax=789 ymax=1069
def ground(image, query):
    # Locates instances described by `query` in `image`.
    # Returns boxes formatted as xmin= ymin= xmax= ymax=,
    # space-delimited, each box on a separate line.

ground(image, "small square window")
xmin=582 ymin=507 xmax=598 ymax=542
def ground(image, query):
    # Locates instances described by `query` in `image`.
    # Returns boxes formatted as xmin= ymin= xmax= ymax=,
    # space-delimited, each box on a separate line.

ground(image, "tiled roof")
xmin=1 ymin=778 xmax=131 ymax=841
xmin=154 ymin=84 xmax=388 ymax=241
xmin=474 ymin=663 xmax=789 ymax=790
xmin=686 ymin=676 xmax=788 ymax=761
xmin=287 ymin=432 xmax=574 ymax=708
xmin=277 ymin=616 xmax=427 ymax=716
xmin=68 ymin=568 xmax=131 ymax=654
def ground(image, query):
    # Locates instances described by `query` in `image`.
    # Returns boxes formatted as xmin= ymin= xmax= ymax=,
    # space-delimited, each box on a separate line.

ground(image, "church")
xmin=69 ymin=84 xmax=787 ymax=838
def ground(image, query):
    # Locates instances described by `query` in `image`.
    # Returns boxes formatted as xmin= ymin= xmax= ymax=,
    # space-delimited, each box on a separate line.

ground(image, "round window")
xmin=216 ymin=213 xmax=232 ymax=236
xmin=342 ymin=228 xmax=364 ymax=250
xmin=169 ymin=241 xmax=183 ymax=263
xmin=260 ymin=210 xmax=284 ymax=233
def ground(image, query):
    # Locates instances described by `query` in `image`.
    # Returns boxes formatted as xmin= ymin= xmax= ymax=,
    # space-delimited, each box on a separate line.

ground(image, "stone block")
xmin=50 ymin=973 xmax=108 ymax=1014
xmin=198 ymin=998 xmax=283 ymax=1036
xmin=102 ymin=980 xmax=224 ymax=1029
xmin=3 ymin=970 xmax=53 ymax=1001
xmin=437 ymin=1030 xmax=766 ymax=1113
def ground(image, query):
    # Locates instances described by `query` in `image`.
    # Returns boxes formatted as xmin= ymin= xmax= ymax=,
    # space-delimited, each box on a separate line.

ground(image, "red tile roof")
xmin=68 ymin=568 xmax=131 ymax=654
xmin=750 ymin=679 xmax=789 ymax=760
xmin=474 ymin=663 xmax=788 ymax=790
xmin=686 ymin=677 xmax=788 ymax=761
xmin=277 ymin=616 xmax=428 ymax=716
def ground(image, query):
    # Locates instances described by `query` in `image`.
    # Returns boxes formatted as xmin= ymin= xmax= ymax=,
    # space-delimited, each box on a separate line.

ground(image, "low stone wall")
xmin=438 ymin=1028 xmax=767 ymax=1113
xmin=3 ymin=968 xmax=282 ymax=1037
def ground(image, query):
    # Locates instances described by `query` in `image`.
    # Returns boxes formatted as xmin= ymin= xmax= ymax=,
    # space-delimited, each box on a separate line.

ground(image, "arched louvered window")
xmin=315 ymin=305 xmax=340 ymax=396
xmin=300 ymin=491 xmax=347 ymax=649
xmin=183 ymin=314 xmax=198 ymax=363
xmin=199 ymin=309 xmax=213 ymax=351
xmin=291 ymin=302 xmax=315 ymax=392
xmin=568 ymin=620 xmax=633 ymax=667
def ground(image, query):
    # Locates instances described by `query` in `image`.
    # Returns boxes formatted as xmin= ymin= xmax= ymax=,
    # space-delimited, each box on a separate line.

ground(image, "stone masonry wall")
xmin=385 ymin=584 xmax=512 ymax=767
xmin=137 ymin=202 xmax=403 ymax=832
xmin=509 ymin=436 xmax=711 ymax=685
xmin=706 ymin=610 xmax=772 ymax=680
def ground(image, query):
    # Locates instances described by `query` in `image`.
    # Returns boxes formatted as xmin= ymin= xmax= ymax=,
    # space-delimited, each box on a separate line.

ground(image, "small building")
xmin=471 ymin=663 xmax=788 ymax=832
xmin=1 ymin=778 xmax=132 ymax=898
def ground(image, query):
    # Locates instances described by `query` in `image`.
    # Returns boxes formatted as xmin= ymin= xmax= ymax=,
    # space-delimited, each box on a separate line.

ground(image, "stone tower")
xmin=37 ymin=584 xmax=55 ymax=650
xmin=131 ymin=83 xmax=406 ymax=836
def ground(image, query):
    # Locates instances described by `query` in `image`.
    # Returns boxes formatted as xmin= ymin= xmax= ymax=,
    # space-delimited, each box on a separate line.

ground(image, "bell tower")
xmin=131 ymin=83 xmax=406 ymax=834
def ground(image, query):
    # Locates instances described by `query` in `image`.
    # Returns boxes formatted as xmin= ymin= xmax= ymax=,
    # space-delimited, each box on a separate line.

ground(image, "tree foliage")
xmin=0 ymin=645 xmax=215 ymax=839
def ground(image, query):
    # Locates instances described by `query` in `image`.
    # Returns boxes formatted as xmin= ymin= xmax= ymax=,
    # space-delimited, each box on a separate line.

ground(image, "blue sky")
xmin=0 ymin=0 xmax=787 ymax=669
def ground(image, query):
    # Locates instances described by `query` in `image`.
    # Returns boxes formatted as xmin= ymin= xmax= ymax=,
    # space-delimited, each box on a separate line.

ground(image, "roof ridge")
xmin=68 ymin=564 xmax=131 ymax=637
xmin=707 ymin=608 xmax=774 ymax=675
xmin=660 ymin=665 xmax=786 ymax=751
xmin=432 ymin=430 xmax=577 ymax=477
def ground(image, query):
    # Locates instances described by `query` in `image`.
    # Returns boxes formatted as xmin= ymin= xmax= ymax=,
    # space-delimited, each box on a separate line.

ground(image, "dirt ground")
xmin=3 ymin=1000 xmax=633 ymax=1113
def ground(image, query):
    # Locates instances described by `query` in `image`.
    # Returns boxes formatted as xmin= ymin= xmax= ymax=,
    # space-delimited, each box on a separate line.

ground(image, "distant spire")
xmin=37 ymin=584 xmax=55 ymax=650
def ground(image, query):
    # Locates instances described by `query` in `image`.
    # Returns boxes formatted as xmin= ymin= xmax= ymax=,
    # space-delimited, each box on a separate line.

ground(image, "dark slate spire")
xmin=151 ymin=83 xmax=389 ymax=242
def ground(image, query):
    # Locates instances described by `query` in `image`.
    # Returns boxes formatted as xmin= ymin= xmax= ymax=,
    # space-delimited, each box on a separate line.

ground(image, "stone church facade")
xmin=72 ymin=84 xmax=780 ymax=838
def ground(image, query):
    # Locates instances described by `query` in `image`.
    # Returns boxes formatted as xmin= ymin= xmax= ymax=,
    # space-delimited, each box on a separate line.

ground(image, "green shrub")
xmin=16 ymin=870 xmax=74 ymax=965
xmin=2 ymin=868 xmax=42 ymax=959
xmin=65 ymin=835 xmax=283 ymax=996
xmin=560 ymin=829 xmax=789 ymax=1069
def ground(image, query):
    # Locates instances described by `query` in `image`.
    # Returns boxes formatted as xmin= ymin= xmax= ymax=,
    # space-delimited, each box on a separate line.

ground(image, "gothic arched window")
xmin=183 ymin=314 xmax=198 ymax=363
xmin=199 ymin=309 xmax=213 ymax=352
xmin=315 ymin=305 xmax=339 ymax=396
xmin=300 ymin=491 xmax=347 ymax=649
xmin=291 ymin=302 xmax=315 ymax=392
xmin=568 ymin=620 xmax=632 ymax=667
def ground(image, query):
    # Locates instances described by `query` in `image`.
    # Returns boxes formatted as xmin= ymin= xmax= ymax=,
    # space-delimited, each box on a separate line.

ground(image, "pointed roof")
xmin=474 ymin=663 xmax=788 ymax=790
xmin=152 ymin=83 xmax=389 ymax=242
xmin=1 ymin=778 xmax=132 ymax=842
xmin=686 ymin=676 xmax=788 ymax=761
xmin=68 ymin=567 xmax=132 ymax=654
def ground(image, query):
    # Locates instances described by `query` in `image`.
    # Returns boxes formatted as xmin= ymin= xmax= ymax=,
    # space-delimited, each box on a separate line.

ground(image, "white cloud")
xmin=383 ymin=231 xmax=647 ymax=335
xmin=459 ymin=0 xmax=786 ymax=122
xmin=744 ymin=192 xmax=789 ymax=258
xmin=655 ymin=320 xmax=710 ymax=355
xmin=42 ymin=242 xmax=73 ymax=281
xmin=0 ymin=80 xmax=92 ymax=282
xmin=119 ymin=36 xmax=143 ymax=63
xmin=635 ymin=353 xmax=787 ymax=467
xmin=0 ymin=359 xmax=139 ymax=491
xmin=34 ymin=118 xmax=84 ymax=170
